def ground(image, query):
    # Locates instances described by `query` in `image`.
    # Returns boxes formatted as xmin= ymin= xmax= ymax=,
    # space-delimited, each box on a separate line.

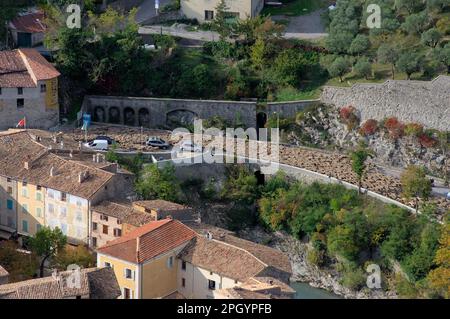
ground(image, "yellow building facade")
xmin=16 ymin=181 xmax=45 ymax=236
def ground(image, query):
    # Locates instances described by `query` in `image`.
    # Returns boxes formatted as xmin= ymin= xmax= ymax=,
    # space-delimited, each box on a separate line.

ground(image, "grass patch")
xmin=274 ymin=86 xmax=321 ymax=101
xmin=262 ymin=0 xmax=326 ymax=17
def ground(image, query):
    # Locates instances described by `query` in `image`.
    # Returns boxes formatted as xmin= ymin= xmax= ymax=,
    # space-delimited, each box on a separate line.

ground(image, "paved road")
xmin=272 ymin=9 xmax=328 ymax=39
xmin=138 ymin=9 xmax=329 ymax=40
xmin=135 ymin=0 xmax=171 ymax=24
xmin=375 ymin=163 xmax=449 ymax=198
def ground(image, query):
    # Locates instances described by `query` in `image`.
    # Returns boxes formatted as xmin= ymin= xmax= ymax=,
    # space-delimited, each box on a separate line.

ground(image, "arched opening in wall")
xmin=124 ymin=107 xmax=135 ymax=126
xmin=256 ymin=112 xmax=267 ymax=139
xmin=254 ymin=170 xmax=265 ymax=185
xmin=109 ymin=107 xmax=120 ymax=124
xmin=138 ymin=108 xmax=150 ymax=127
xmin=93 ymin=106 xmax=105 ymax=122
xmin=166 ymin=109 xmax=198 ymax=128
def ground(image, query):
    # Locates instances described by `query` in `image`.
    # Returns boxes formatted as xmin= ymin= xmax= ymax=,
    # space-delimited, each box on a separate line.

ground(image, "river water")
xmin=290 ymin=282 xmax=341 ymax=299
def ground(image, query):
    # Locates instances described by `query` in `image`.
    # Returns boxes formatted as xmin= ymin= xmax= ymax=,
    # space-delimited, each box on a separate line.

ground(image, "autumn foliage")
xmin=404 ymin=123 xmax=424 ymax=137
xmin=359 ymin=119 xmax=378 ymax=136
xmin=384 ymin=117 xmax=404 ymax=139
xmin=418 ymin=133 xmax=437 ymax=148
xmin=339 ymin=106 xmax=359 ymax=130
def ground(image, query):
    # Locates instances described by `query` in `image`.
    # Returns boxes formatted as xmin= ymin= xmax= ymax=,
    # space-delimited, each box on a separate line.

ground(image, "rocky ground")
xmin=238 ymin=226 xmax=398 ymax=299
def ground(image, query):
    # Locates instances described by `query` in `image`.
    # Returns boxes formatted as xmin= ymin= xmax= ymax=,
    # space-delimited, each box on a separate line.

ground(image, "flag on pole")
xmin=16 ymin=117 xmax=26 ymax=128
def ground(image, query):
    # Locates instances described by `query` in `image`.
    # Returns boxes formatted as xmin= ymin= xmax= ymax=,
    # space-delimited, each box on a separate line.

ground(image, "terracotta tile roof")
xmin=189 ymin=223 xmax=292 ymax=276
xmin=97 ymin=219 xmax=197 ymax=263
xmin=19 ymin=48 xmax=60 ymax=81
xmin=0 ymin=265 xmax=8 ymax=277
xmin=0 ymin=130 xmax=115 ymax=199
xmin=133 ymin=200 xmax=196 ymax=222
xmin=0 ymin=50 xmax=35 ymax=87
xmin=133 ymin=200 xmax=188 ymax=212
xmin=92 ymin=200 xmax=155 ymax=226
xmin=179 ymin=235 xmax=267 ymax=282
xmin=217 ymin=277 xmax=295 ymax=299
xmin=10 ymin=11 xmax=46 ymax=33
xmin=0 ymin=267 xmax=120 ymax=299
xmin=0 ymin=49 xmax=59 ymax=88
xmin=84 ymin=267 xmax=121 ymax=299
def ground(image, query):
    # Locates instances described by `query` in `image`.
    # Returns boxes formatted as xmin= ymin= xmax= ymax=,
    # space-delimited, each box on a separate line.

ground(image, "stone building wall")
xmin=0 ymin=83 xmax=59 ymax=130
xmin=321 ymin=75 xmax=450 ymax=131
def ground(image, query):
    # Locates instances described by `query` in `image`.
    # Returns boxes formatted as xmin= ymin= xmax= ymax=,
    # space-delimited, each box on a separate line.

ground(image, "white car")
xmin=83 ymin=139 xmax=108 ymax=151
xmin=180 ymin=140 xmax=203 ymax=153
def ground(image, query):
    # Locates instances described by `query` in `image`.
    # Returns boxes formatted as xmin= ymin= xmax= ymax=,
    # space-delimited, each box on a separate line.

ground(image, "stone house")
xmin=0 ymin=49 xmax=60 ymax=130
xmin=8 ymin=10 xmax=46 ymax=48
xmin=96 ymin=220 xmax=293 ymax=299
xmin=181 ymin=0 xmax=265 ymax=23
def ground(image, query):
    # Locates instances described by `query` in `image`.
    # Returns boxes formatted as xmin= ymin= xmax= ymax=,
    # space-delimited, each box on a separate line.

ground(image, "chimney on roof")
xmin=136 ymin=236 xmax=140 ymax=261
xmin=78 ymin=171 xmax=89 ymax=183
xmin=24 ymin=161 xmax=30 ymax=170
xmin=50 ymin=166 xmax=56 ymax=177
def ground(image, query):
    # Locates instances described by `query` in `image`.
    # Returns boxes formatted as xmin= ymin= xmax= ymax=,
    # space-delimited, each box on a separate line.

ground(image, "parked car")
xmin=146 ymin=137 xmax=170 ymax=149
xmin=180 ymin=140 xmax=203 ymax=153
xmin=93 ymin=135 xmax=115 ymax=145
xmin=84 ymin=140 xmax=108 ymax=151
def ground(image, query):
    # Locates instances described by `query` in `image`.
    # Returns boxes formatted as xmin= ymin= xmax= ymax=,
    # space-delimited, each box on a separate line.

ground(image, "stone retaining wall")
xmin=82 ymin=95 xmax=318 ymax=130
xmin=320 ymin=75 xmax=450 ymax=131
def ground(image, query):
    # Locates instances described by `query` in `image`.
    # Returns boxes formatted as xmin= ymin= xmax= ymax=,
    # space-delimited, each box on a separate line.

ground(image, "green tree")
xmin=421 ymin=28 xmax=442 ymax=48
xmin=0 ymin=241 xmax=39 ymax=282
xmin=349 ymin=35 xmax=370 ymax=56
xmin=402 ymin=223 xmax=441 ymax=282
xmin=326 ymin=32 xmax=355 ymax=54
xmin=395 ymin=0 xmax=423 ymax=14
xmin=434 ymin=43 xmax=450 ymax=74
xmin=400 ymin=165 xmax=432 ymax=211
xmin=350 ymin=143 xmax=373 ymax=193
xmin=396 ymin=51 xmax=423 ymax=80
xmin=328 ymin=57 xmax=351 ymax=82
xmin=401 ymin=12 xmax=429 ymax=35
xmin=377 ymin=44 xmax=399 ymax=79
xmin=53 ymin=245 xmax=96 ymax=270
xmin=136 ymin=163 xmax=182 ymax=202
xmin=212 ymin=0 xmax=232 ymax=40
xmin=354 ymin=58 xmax=372 ymax=80
xmin=221 ymin=165 xmax=259 ymax=205
xmin=427 ymin=222 xmax=450 ymax=298
xmin=29 ymin=226 xmax=67 ymax=277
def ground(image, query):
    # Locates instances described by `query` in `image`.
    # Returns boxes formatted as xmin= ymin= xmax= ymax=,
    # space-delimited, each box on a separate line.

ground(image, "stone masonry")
xmin=321 ymin=75 xmax=450 ymax=131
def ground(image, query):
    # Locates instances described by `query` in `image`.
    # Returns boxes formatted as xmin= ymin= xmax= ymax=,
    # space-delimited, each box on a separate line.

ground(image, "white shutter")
xmin=132 ymin=271 xmax=135 ymax=281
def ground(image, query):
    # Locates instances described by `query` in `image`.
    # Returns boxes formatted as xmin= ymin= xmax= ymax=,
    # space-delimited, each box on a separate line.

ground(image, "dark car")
xmin=146 ymin=137 xmax=170 ymax=149
xmin=93 ymin=135 xmax=115 ymax=145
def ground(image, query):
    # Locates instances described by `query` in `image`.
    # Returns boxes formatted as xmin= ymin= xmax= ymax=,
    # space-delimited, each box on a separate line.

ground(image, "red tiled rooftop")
xmin=10 ymin=11 xmax=46 ymax=33
xmin=97 ymin=219 xmax=196 ymax=263
xmin=0 ymin=49 xmax=59 ymax=88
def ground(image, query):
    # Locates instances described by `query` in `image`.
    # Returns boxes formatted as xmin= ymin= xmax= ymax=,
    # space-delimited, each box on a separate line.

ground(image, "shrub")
xmin=307 ymin=248 xmax=326 ymax=267
xmin=404 ymin=123 xmax=424 ymax=137
xmin=339 ymin=106 xmax=360 ymax=130
xmin=383 ymin=117 xmax=404 ymax=139
xmin=359 ymin=119 xmax=378 ymax=136
xmin=418 ymin=133 xmax=437 ymax=148
xmin=341 ymin=266 xmax=366 ymax=290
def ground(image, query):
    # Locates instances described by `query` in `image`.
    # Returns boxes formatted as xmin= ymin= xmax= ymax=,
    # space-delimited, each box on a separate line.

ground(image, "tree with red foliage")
xmin=339 ymin=106 xmax=360 ymax=130
xmin=383 ymin=117 xmax=404 ymax=139
xmin=418 ymin=134 xmax=437 ymax=148
xmin=359 ymin=119 xmax=378 ymax=136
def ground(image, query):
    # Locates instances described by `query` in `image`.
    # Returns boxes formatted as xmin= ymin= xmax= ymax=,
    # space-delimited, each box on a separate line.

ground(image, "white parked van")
xmin=83 ymin=139 xmax=108 ymax=151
